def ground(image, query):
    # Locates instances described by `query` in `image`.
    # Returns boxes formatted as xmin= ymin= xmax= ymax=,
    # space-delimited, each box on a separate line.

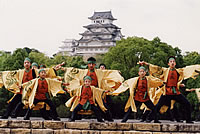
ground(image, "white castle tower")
xmin=58 ymin=11 xmax=123 ymax=56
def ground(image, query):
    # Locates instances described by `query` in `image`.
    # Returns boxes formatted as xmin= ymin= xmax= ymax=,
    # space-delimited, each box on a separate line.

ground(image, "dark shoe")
xmin=121 ymin=119 xmax=127 ymax=123
xmin=97 ymin=119 xmax=104 ymax=122
xmin=186 ymin=120 xmax=194 ymax=123
xmin=11 ymin=114 xmax=17 ymax=118
xmin=68 ymin=118 xmax=75 ymax=122
xmin=154 ymin=120 xmax=161 ymax=123
xmin=146 ymin=119 xmax=153 ymax=123
xmin=1 ymin=115 xmax=9 ymax=119
xmin=53 ymin=117 xmax=61 ymax=121
xmin=24 ymin=116 xmax=30 ymax=120
xmin=107 ymin=118 xmax=114 ymax=122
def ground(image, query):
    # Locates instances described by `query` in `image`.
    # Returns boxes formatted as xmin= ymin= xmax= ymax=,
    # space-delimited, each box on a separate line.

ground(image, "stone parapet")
xmin=0 ymin=119 xmax=199 ymax=134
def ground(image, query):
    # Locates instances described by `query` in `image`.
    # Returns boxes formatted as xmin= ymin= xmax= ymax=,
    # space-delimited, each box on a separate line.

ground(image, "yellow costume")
xmin=64 ymin=67 xmax=124 ymax=92
xmin=65 ymin=85 xmax=107 ymax=112
xmin=0 ymin=68 xmax=57 ymax=94
xmin=112 ymin=76 xmax=163 ymax=112
xmin=148 ymin=64 xmax=200 ymax=112
xmin=22 ymin=78 xmax=63 ymax=108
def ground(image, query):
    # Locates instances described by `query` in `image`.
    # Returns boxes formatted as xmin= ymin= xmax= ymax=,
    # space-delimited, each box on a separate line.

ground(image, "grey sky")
xmin=0 ymin=0 xmax=200 ymax=56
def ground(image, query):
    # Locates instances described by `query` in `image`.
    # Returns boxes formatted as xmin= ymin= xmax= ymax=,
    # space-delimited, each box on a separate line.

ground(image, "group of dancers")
xmin=0 ymin=56 xmax=200 ymax=123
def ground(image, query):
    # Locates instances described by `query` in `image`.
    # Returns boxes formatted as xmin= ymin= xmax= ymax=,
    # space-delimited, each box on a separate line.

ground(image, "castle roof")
xmin=88 ymin=11 xmax=116 ymax=20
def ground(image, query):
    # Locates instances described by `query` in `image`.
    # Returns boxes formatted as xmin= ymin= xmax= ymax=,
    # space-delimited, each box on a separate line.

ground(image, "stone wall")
xmin=0 ymin=119 xmax=200 ymax=134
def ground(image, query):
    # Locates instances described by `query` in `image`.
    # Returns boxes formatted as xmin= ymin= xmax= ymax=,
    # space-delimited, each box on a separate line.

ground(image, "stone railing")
xmin=0 ymin=119 xmax=200 ymax=134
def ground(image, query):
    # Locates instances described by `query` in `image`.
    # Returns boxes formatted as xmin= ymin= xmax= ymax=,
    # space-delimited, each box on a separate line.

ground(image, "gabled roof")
xmin=88 ymin=11 xmax=117 ymax=20
xmin=83 ymin=23 xmax=120 ymax=29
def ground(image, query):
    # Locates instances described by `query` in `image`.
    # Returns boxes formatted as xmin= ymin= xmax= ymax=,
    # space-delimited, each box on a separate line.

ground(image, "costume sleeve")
xmin=94 ymin=87 xmax=107 ymax=112
xmin=112 ymin=77 xmax=137 ymax=96
xmin=182 ymin=65 xmax=200 ymax=79
xmin=47 ymin=78 xmax=63 ymax=96
xmin=148 ymin=63 xmax=166 ymax=79
xmin=64 ymin=67 xmax=85 ymax=90
xmin=1 ymin=70 xmax=20 ymax=93
xmin=101 ymin=70 xmax=124 ymax=91
xmin=22 ymin=79 xmax=36 ymax=106
xmin=148 ymin=76 xmax=164 ymax=88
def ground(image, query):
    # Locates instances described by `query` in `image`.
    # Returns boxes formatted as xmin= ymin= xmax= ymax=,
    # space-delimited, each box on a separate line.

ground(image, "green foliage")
xmin=103 ymin=36 xmax=182 ymax=79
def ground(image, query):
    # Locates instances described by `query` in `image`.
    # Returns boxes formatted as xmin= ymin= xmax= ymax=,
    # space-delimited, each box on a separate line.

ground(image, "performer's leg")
xmin=91 ymin=104 xmax=104 ymax=122
xmin=174 ymin=94 xmax=193 ymax=123
xmin=70 ymin=104 xmax=83 ymax=121
xmin=24 ymin=99 xmax=40 ymax=120
xmin=1 ymin=94 xmax=22 ymax=119
xmin=121 ymin=101 xmax=140 ymax=122
xmin=103 ymin=96 xmax=113 ymax=121
xmin=44 ymin=99 xmax=60 ymax=121
xmin=140 ymin=110 xmax=150 ymax=122
xmin=40 ymin=104 xmax=52 ymax=120
xmin=144 ymin=100 xmax=156 ymax=122
xmin=121 ymin=107 xmax=131 ymax=122
xmin=11 ymin=101 xmax=24 ymax=118
xmin=154 ymin=95 xmax=171 ymax=123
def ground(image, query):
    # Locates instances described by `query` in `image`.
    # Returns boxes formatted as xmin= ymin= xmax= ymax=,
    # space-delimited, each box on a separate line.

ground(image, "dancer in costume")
xmin=112 ymin=66 xmax=164 ymax=122
xmin=65 ymin=75 xmax=107 ymax=122
xmin=139 ymin=56 xmax=200 ymax=123
xmin=22 ymin=69 xmax=66 ymax=120
xmin=0 ymin=58 xmax=62 ymax=119
xmin=60 ymin=57 xmax=124 ymax=121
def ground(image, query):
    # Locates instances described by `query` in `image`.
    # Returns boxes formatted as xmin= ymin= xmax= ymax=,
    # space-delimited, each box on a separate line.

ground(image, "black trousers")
xmin=3 ymin=94 xmax=22 ymax=117
xmin=155 ymin=94 xmax=192 ymax=121
xmin=102 ymin=95 xmax=113 ymax=121
xmin=122 ymin=100 xmax=155 ymax=122
xmin=24 ymin=98 xmax=59 ymax=119
xmin=71 ymin=103 xmax=103 ymax=121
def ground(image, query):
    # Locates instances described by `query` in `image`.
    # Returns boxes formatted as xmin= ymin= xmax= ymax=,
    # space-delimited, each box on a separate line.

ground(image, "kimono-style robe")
xmin=65 ymin=85 xmax=107 ymax=112
xmin=112 ymin=76 xmax=163 ymax=112
xmin=22 ymin=78 xmax=63 ymax=109
xmin=63 ymin=67 xmax=124 ymax=92
xmin=148 ymin=64 xmax=200 ymax=112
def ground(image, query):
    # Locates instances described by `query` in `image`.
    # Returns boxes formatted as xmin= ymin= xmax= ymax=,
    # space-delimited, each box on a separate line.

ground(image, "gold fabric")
xmin=65 ymin=86 xmax=107 ymax=112
xmin=64 ymin=67 xmax=124 ymax=92
xmin=112 ymin=76 xmax=163 ymax=112
xmin=1 ymin=68 xmax=57 ymax=94
xmin=149 ymin=64 xmax=200 ymax=95
xmin=22 ymin=78 xmax=63 ymax=108
xmin=148 ymin=64 xmax=200 ymax=113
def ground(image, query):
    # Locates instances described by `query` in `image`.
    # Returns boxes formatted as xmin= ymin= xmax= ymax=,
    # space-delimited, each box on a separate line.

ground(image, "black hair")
xmin=99 ymin=63 xmax=106 ymax=69
xmin=87 ymin=57 xmax=96 ymax=62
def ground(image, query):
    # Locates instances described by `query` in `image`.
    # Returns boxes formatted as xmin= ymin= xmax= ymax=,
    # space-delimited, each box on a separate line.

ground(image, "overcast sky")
xmin=0 ymin=0 xmax=200 ymax=57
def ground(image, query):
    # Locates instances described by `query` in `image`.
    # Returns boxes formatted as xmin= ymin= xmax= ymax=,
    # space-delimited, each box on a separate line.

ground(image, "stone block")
xmin=162 ymin=124 xmax=179 ymax=132
xmin=31 ymin=120 xmax=43 ymax=129
xmin=10 ymin=128 xmax=31 ymax=134
xmin=101 ymin=130 xmax=123 ymax=134
xmin=32 ymin=129 xmax=53 ymax=134
xmin=54 ymin=129 xmax=81 ymax=134
xmin=9 ymin=120 xmax=30 ymax=128
xmin=0 ymin=120 xmax=8 ymax=128
xmin=44 ymin=120 xmax=65 ymax=129
xmin=178 ymin=124 xmax=200 ymax=132
xmin=90 ymin=122 xmax=117 ymax=130
xmin=65 ymin=122 xmax=90 ymax=129
xmin=116 ymin=123 xmax=133 ymax=130
xmin=153 ymin=132 xmax=170 ymax=134
xmin=82 ymin=130 xmax=100 ymax=134
xmin=124 ymin=131 xmax=152 ymax=134
xmin=0 ymin=128 xmax=10 ymax=134
xmin=133 ymin=123 xmax=161 ymax=131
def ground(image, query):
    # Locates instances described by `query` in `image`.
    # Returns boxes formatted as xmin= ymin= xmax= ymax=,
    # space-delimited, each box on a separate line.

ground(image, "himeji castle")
xmin=58 ymin=11 xmax=124 ymax=56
